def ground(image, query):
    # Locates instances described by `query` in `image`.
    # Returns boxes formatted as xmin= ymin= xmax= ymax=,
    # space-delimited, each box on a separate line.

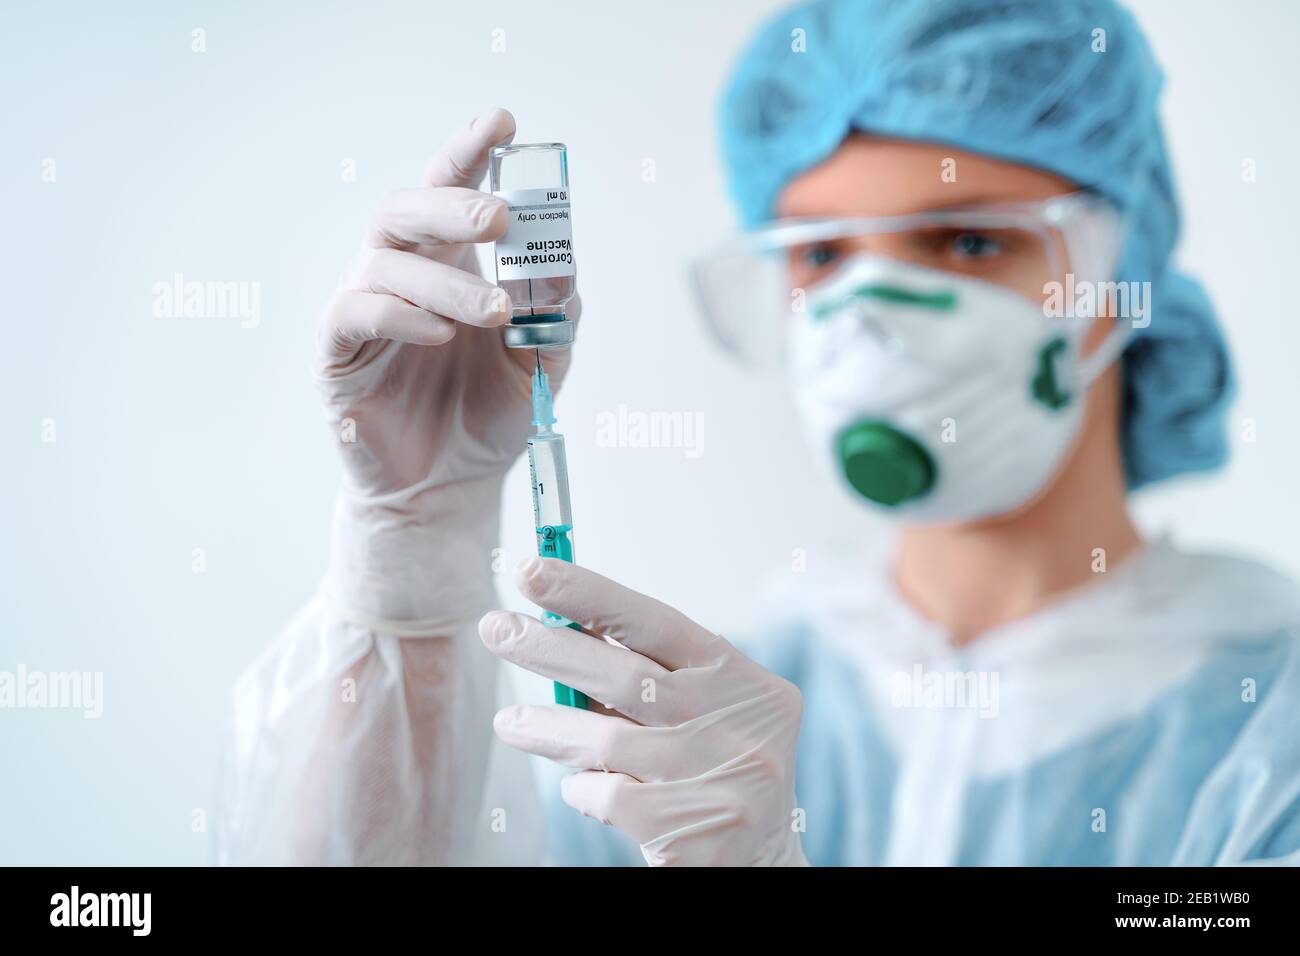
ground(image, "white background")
xmin=2 ymin=0 xmax=1297 ymax=864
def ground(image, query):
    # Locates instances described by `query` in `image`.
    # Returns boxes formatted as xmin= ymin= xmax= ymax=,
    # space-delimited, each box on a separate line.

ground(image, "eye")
xmin=802 ymin=243 xmax=839 ymax=268
xmin=950 ymin=231 xmax=1002 ymax=257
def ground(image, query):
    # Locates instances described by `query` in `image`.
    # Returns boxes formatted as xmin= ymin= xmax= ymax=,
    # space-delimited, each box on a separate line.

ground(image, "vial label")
xmin=493 ymin=187 xmax=575 ymax=281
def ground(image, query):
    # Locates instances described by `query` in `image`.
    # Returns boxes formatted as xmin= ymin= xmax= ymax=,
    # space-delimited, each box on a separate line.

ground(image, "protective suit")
xmin=548 ymin=540 xmax=1300 ymax=865
xmin=220 ymin=539 xmax=1300 ymax=865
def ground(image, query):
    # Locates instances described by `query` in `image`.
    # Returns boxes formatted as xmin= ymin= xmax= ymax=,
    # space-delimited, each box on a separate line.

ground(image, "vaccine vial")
xmin=489 ymin=143 xmax=577 ymax=349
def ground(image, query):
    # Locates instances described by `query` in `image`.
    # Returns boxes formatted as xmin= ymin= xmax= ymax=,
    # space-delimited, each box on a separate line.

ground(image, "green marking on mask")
xmin=1031 ymin=337 xmax=1071 ymax=410
xmin=813 ymin=283 xmax=957 ymax=322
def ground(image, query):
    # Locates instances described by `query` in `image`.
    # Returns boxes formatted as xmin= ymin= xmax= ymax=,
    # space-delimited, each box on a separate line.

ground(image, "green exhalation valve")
xmin=837 ymin=420 xmax=935 ymax=507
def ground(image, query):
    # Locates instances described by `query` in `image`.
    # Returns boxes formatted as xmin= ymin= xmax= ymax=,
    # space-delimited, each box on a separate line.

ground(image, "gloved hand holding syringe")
xmin=481 ymin=133 xmax=806 ymax=865
xmin=489 ymin=141 xmax=588 ymax=709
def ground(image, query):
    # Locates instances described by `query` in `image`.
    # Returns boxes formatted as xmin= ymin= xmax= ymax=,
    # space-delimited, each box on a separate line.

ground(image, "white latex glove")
xmin=479 ymin=557 xmax=809 ymax=866
xmin=317 ymin=106 xmax=575 ymax=627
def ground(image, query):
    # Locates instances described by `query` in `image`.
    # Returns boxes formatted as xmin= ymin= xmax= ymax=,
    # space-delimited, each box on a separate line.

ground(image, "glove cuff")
xmin=326 ymin=477 xmax=503 ymax=633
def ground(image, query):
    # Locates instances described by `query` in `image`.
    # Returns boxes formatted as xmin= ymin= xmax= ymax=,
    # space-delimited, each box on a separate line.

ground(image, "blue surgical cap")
xmin=720 ymin=0 xmax=1233 ymax=489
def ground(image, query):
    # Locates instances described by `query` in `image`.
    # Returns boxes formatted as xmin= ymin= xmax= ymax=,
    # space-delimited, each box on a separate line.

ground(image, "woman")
xmin=220 ymin=0 xmax=1300 ymax=865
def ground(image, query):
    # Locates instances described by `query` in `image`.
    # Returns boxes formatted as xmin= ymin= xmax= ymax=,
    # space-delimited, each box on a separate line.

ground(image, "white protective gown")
xmin=220 ymin=538 xmax=1300 ymax=866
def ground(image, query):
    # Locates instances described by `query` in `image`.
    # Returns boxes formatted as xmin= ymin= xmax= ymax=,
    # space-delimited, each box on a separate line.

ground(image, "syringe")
xmin=526 ymin=350 xmax=589 ymax=710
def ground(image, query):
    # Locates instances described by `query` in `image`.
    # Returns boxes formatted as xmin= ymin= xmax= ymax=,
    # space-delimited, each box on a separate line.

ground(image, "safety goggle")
xmin=689 ymin=192 xmax=1123 ymax=367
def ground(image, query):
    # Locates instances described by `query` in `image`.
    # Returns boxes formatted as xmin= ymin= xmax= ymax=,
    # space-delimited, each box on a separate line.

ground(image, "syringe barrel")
xmin=525 ymin=429 xmax=588 ymax=710
xmin=526 ymin=432 xmax=572 ymax=530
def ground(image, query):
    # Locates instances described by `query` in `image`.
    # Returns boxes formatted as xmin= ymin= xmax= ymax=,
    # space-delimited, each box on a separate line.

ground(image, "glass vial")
xmin=489 ymin=143 xmax=577 ymax=349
